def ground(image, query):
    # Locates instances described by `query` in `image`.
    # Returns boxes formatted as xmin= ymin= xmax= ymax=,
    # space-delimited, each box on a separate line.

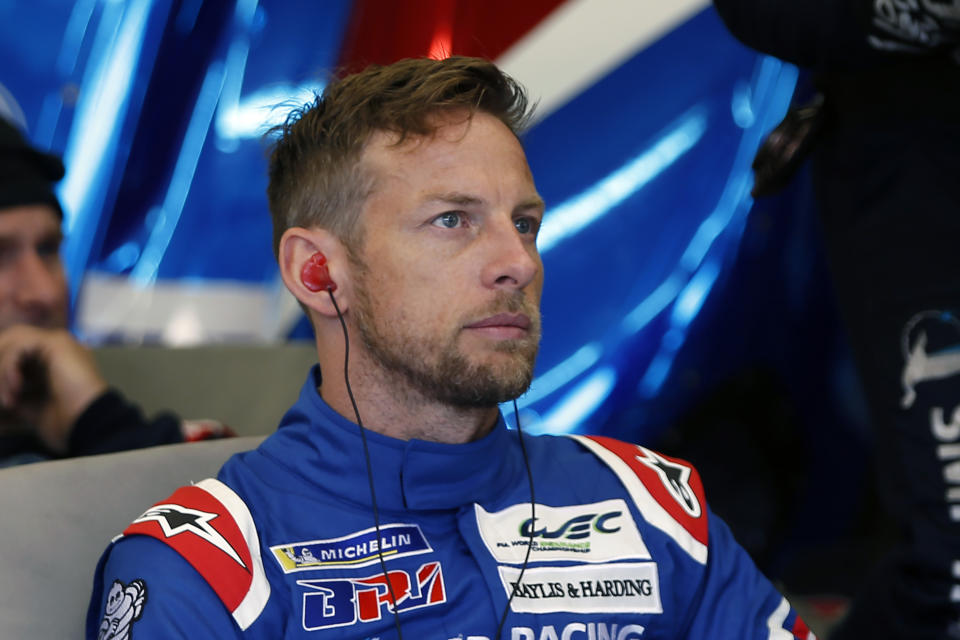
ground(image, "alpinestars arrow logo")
xmin=132 ymin=503 xmax=247 ymax=568
xmin=635 ymin=446 xmax=702 ymax=518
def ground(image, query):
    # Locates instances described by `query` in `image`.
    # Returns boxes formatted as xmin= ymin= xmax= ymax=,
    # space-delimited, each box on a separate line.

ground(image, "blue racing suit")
xmin=87 ymin=367 xmax=814 ymax=639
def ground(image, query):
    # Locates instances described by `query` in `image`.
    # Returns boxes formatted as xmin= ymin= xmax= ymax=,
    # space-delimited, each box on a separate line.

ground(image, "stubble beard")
xmin=350 ymin=263 xmax=541 ymax=409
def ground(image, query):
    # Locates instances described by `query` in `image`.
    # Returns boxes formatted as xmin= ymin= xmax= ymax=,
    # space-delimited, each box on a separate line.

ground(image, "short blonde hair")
xmin=265 ymin=56 xmax=532 ymax=256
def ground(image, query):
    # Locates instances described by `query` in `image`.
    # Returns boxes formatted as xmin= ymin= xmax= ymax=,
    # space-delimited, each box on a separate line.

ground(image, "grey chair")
xmin=0 ymin=436 xmax=264 ymax=639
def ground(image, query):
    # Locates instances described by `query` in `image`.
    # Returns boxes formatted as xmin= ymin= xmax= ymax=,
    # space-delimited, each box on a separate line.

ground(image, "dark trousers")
xmin=815 ymin=109 xmax=960 ymax=639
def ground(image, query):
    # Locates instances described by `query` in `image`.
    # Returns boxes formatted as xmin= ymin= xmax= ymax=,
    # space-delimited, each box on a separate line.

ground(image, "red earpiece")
xmin=301 ymin=252 xmax=337 ymax=292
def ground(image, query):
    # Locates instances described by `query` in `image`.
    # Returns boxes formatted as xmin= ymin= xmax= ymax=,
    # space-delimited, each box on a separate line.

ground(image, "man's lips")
xmin=466 ymin=313 xmax=531 ymax=330
xmin=464 ymin=313 xmax=532 ymax=339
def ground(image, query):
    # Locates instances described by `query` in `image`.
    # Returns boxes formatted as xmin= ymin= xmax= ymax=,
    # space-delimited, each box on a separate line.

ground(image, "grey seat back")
xmin=0 ymin=436 xmax=264 ymax=639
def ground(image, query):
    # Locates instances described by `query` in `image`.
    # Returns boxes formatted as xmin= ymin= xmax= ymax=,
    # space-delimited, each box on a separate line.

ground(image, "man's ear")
xmin=278 ymin=227 xmax=350 ymax=318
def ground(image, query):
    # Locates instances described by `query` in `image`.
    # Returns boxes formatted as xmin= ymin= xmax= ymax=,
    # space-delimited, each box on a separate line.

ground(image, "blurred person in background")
xmin=714 ymin=1 xmax=960 ymax=637
xmin=0 ymin=115 xmax=232 ymax=467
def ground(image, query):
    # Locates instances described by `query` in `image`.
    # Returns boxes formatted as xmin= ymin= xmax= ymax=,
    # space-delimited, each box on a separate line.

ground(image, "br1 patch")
xmin=297 ymin=561 xmax=446 ymax=630
xmin=499 ymin=563 xmax=662 ymax=614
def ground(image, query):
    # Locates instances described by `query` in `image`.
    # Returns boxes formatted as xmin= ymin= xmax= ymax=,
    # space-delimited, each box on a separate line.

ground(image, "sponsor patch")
xmin=900 ymin=312 xmax=960 ymax=527
xmin=97 ymin=579 xmax=147 ymax=640
xmin=443 ymin=625 xmax=646 ymax=640
xmin=499 ymin=563 xmax=661 ymax=614
xmin=121 ymin=479 xmax=270 ymax=631
xmin=476 ymin=499 xmax=649 ymax=565
xmin=131 ymin=503 xmax=247 ymax=568
xmin=297 ymin=561 xmax=446 ymax=630
xmin=270 ymin=523 xmax=432 ymax=572
xmin=573 ymin=436 xmax=709 ymax=564
xmin=511 ymin=622 xmax=646 ymax=640
xmin=900 ymin=311 xmax=960 ymax=409
xmin=634 ymin=447 xmax=701 ymax=518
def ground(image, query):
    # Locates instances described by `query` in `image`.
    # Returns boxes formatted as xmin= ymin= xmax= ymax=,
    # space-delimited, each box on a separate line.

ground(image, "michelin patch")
xmin=476 ymin=499 xmax=649 ymax=564
xmin=271 ymin=523 xmax=432 ymax=572
xmin=97 ymin=579 xmax=147 ymax=640
xmin=499 ymin=563 xmax=662 ymax=614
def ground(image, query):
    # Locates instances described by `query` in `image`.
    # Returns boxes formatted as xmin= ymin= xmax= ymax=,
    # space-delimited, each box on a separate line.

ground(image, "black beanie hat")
xmin=0 ymin=117 xmax=65 ymax=218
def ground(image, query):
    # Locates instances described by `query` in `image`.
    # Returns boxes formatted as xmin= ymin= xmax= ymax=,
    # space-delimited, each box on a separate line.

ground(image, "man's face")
xmin=349 ymin=111 xmax=544 ymax=408
xmin=0 ymin=205 xmax=68 ymax=330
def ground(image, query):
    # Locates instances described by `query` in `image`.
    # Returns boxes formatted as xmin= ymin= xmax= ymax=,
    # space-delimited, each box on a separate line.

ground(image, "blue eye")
xmin=433 ymin=212 xmax=463 ymax=229
xmin=514 ymin=217 xmax=535 ymax=235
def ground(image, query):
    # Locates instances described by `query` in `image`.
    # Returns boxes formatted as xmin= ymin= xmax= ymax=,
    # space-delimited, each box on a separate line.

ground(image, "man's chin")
xmin=413 ymin=348 xmax=533 ymax=408
xmin=465 ymin=345 xmax=535 ymax=375
xmin=468 ymin=358 xmax=536 ymax=401
xmin=444 ymin=379 xmax=532 ymax=409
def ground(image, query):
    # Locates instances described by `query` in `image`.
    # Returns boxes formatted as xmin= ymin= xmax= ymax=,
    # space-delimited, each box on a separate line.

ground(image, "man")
xmin=87 ymin=57 xmax=814 ymax=639
xmin=714 ymin=2 xmax=960 ymax=638
xmin=0 ymin=116 xmax=230 ymax=466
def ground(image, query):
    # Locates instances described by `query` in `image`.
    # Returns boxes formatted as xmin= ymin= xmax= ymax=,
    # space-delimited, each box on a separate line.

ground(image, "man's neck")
xmin=318 ymin=354 xmax=501 ymax=444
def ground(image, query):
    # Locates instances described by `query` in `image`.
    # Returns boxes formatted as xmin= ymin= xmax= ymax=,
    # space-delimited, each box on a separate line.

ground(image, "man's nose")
xmin=480 ymin=219 xmax=541 ymax=291
xmin=15 ymin=252 xmax=64 ymax=313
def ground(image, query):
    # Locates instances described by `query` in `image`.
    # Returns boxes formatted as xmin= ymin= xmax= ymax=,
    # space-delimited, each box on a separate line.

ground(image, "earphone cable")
xmin=494 ymin=398 xmax=536 ymax=640
xmin=328 ymin=290 xmax=404 ymax=639
xmin=327 ymin=289 xmax=534 ymax=640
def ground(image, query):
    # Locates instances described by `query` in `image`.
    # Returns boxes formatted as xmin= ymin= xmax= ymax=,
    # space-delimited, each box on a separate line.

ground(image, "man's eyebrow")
xmin=39 ymin=230 xmax=64 ymax=244
xmin=421 ymin=192 xmax=546 ymax=212
xmin=516 ymin=196 xmax=546 ymax=213
xmin=421 ymin=192 xmax=486 ymax=207
xmin=0 ymin=230 xmax=64 ymax=249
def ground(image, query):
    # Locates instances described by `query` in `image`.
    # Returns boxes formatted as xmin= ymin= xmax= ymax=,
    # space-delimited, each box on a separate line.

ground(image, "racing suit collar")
xmin=280 ymin=365 xmax=526 ymax=511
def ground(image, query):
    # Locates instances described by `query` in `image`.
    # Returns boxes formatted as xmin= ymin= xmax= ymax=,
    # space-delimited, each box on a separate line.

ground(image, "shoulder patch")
xmin=571 ymin=435 xmax=708 ymax=564
xmin=122 ymin=478 xmax=270 ymax=629
xmin=97 ymin=579 xmax=147 ymax=640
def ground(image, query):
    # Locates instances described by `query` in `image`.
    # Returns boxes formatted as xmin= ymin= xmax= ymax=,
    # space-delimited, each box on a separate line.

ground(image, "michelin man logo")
xmin=98 ymin=579 xmax=147 ymax=640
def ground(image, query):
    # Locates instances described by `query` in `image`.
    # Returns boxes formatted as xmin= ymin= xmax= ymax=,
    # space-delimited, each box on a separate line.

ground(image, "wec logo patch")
xmin=476 ymin=500 xmax=649 ymax=565
xmin=520 ymin=509 xmax=621 ymax=540
xmin=297 ymin=561 xmax=446 ymax=630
